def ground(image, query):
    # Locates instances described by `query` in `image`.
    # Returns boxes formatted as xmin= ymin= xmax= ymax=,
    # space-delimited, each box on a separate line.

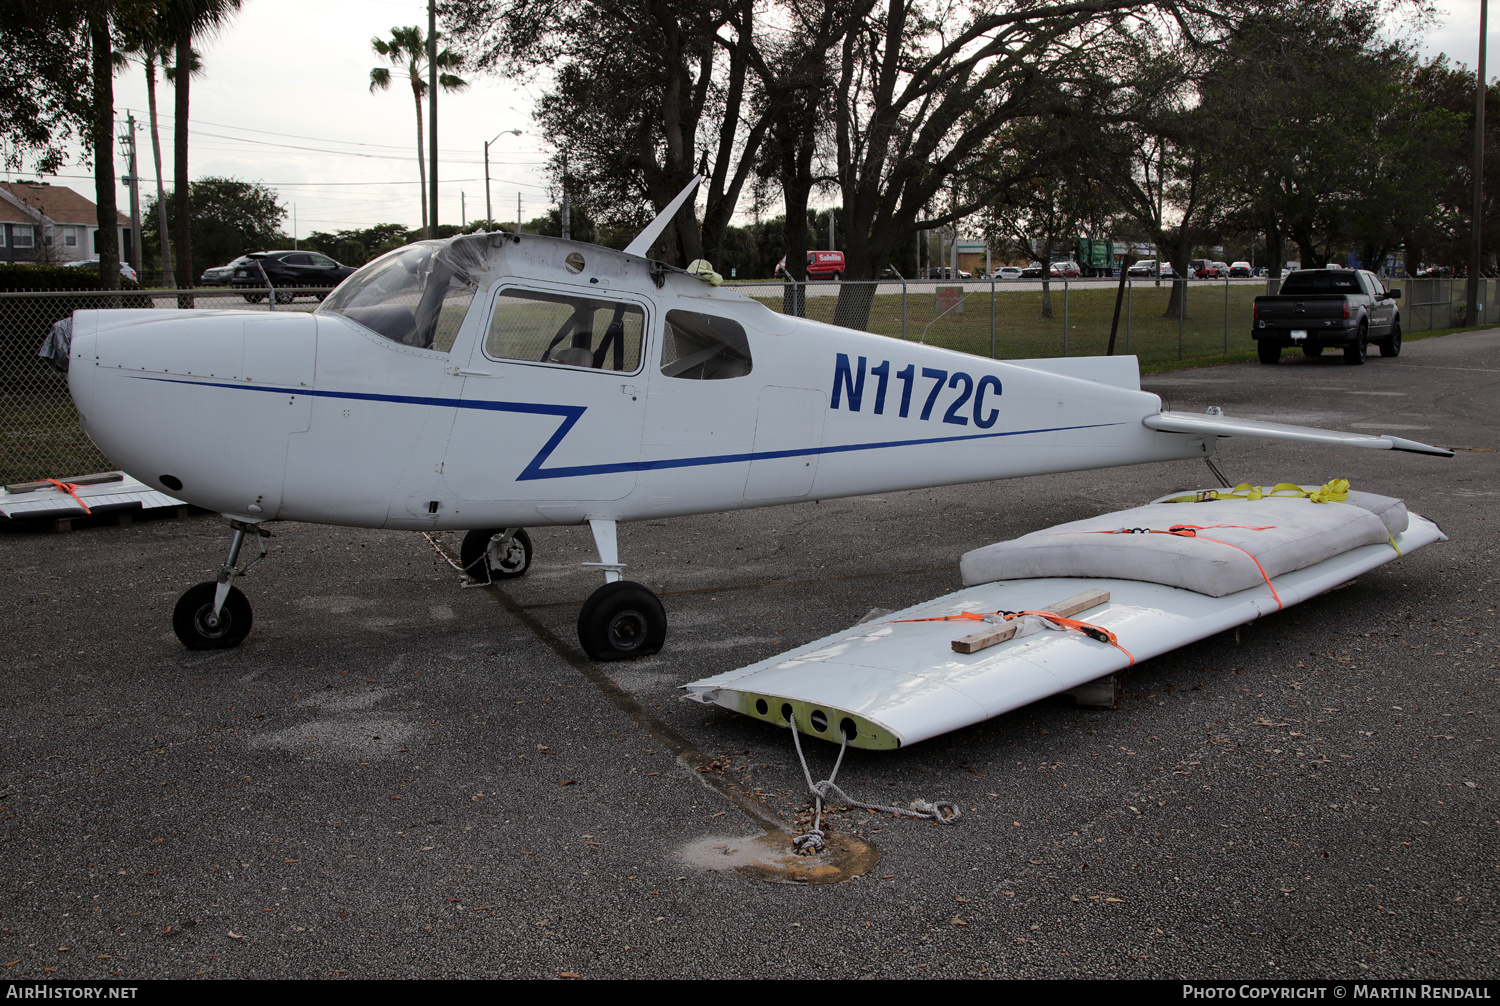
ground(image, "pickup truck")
xmin=1252 ymin=268 xmax=1400 ymax=365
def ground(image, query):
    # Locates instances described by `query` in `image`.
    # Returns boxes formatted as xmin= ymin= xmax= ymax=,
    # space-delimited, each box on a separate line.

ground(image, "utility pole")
xmin=517 ymin=192 xmax=522 ymax=235
xmin=292 ymin=203 xmax=297 ymax=249
xmin=428 ymin=0 xmax=438 ymax=239
xmin=120 ymin=112 xmax=142 ymax=273
xmin=461 ymin=191 xmax=466 ymax=227
xmin=1468 ymin=0 xmax=1489 ymax=326
xmin=560 ymin=152 xmax=569 ymax=242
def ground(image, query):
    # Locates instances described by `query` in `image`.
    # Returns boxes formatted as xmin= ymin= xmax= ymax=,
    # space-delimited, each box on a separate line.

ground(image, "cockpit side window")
xmin=660 ymin=310 xmax=752 ymax=379
xmin=484 ymin=288 xmax=644 ymax=372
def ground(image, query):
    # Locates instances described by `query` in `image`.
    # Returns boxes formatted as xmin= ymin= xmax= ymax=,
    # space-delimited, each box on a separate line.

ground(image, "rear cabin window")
xmin=660 ymin=310 xmax=752 ymax=380
xmin=485 ymin=289 xmax=644 ymax=372
xmin=1279 ymin=271 xmax=1362 ymax=295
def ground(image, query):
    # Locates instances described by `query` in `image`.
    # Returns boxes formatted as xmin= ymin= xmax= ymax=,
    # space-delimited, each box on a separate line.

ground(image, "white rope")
xmin=419 ymin=532 xmax=492 ymax=587
xmin=788 ymin=720 xmax=959 ymax=855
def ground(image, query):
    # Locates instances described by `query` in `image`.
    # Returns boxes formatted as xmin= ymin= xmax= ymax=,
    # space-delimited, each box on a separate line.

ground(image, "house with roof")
xmin=0 ymin=181 xmax=131 ymax=267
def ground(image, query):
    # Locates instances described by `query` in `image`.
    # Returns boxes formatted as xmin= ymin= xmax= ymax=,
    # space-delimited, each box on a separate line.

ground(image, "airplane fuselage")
xmin=67 ymin=233 xmax=1207 ymax=531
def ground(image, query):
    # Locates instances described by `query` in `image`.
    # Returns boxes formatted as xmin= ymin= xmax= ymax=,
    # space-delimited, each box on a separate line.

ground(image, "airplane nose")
xmin=78 ymin=309 xmax=316 ymax=516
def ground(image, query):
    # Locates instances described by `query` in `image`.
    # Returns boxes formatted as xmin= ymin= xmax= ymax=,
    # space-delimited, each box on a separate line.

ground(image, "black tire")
xmin=831 ymin=271 xmax=842 ymax=282
xmin=577 ymin=580 xmax=666 ymax=661
xmin=172 ymin=581 xmax=252 ymax=650
xmin=274 ymin=290 xmax=294 ymax=305
xmin=1344 ymin=323 xmax=1368 ymax=365
xmin=1380 ymin=322 xmax=1402 ymax=357
xmin=459 ymin=528 xmax=532 ymax=581
xmin=241 ymin=293 xmax=264 ymax=304
xmin=1257 ymin=339 xmax=1281 ymax=364
xmin=1301 ymin=344 xmax=1323 ymax=357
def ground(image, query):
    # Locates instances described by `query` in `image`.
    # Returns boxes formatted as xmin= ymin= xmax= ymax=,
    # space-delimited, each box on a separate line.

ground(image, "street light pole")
xmin=484 ymin=129 xmax=522 ymax=227
xmin=1469 ymin=0 xmax=1489 ymax=325
xmin=428 ymin=0 xmax=438 ymax=239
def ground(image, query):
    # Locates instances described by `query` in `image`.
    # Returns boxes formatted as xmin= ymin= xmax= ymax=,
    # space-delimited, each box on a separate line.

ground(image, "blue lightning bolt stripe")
xmin=134 ymin=376 xmax=1124 ymax=482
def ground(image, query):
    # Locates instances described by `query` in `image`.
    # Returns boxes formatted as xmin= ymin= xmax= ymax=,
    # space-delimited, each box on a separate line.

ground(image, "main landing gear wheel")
xmin=173 ymin=582 xmax=252 ymax=650
xmin=460 ymin=528 xmax=532 ymax=581
xmin=577 ymin=580 xmax=666 ymax=661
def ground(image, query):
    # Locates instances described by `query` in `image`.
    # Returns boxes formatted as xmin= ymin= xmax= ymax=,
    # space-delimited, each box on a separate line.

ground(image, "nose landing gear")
xmin=172 ymin=519 xmax=270 ymax=650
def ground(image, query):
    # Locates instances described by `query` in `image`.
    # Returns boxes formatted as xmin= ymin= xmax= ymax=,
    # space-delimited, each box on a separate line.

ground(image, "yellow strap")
xmin=1163 ymin=479 xmax=1350 ymax=505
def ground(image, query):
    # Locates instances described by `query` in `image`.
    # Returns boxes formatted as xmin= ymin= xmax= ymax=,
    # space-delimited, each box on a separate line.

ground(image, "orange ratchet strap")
xmin=892 ymin=608 xmax=1134 ymax=665
xmin=42 ymin=479 xmax=92 ymax=515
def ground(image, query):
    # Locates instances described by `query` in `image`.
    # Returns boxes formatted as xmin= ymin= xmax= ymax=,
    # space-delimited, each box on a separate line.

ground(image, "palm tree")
xmin=118 ymin=26 xmax=182 ymax=286
xmin=166 ymin=0 xmax=241 ymax=297
xmin=370 ymin=26 xmax=467 ymax=238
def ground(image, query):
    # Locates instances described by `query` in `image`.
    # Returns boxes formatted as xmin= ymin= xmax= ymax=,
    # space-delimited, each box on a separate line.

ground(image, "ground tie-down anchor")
xmin=207 ymin=519 xmax=270 ymax=626
xmin=788 ymin=719 xmax=960 ymax=855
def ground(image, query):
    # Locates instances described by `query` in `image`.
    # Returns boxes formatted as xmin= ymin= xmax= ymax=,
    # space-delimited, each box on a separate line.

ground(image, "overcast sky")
xmin=5 ymin=0 xmax=1494 ymax=253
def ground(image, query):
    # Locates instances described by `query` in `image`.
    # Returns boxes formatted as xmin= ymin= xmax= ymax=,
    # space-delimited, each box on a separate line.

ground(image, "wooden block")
xmin=1068 ymin=673 xmax=1119 ymax=708
xmin=4 ymin=472 xmax=123 ymax=495
xmin=952 ymin=622 xmax=1018 ymax=654
xmin=950 ymin=589 xmax=1111 ymax=654
xmin=1046 ymin=589 xmax=1111 ymax=619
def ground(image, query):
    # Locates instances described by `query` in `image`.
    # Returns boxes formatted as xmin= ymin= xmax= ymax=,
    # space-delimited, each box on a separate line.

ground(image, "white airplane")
xmin=63 ymin=178 xmax=1452 ymax=658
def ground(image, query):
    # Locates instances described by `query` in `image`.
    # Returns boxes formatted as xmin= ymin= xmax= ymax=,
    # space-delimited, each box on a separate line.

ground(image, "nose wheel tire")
xmin=173 ymin=582 xmax=253 ymax=650
xmin=577 ymin=580 xmax=666 ymax=661
xmin=460 ymin=528 xmax=532 ymax=581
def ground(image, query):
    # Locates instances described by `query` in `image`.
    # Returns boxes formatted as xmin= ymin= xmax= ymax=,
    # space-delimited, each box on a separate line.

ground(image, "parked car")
xmin=1229 ymin=261 xmax=1252 ymax=278
xmin=1126 ymin=259 xmax=1156 ymax=277
xmin=232 ymin=250 xmax=357 ymax=302
xmin=1213 ymin=261 xmax=1231 ymax=277
xmin=925 ymin=266 xmax=972 ymax=279
xmin=201 ymin=255 xmax=252 ymax=286
xmin=1049 ymin=260 xmax=1082 ymax=278
xmin=1190 ymin=258 xmax=1219 ymax=278
xmin=1251 ymin=267 xmax=1400 ymax=365
xmin=993 ymin=266 xmax=1022 ymax=281
xmin=63 ymin=258 xmax=138 ymax=282
xmin=1020 ymin=262 xmax=1046 ymax=279
xmin=1160 ymin=261 xmax=1175 ymax=278
xmin=775 ymin=250 xmax=846 ymax=280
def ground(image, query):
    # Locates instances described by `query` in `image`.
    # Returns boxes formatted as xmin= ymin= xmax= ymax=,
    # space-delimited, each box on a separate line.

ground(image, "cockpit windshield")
xmin=318 ymin=241 xmax=479 ymax=352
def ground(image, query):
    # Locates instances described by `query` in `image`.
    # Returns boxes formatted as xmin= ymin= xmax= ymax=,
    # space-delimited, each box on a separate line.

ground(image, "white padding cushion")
xmin=961 ymin=497 xmax=1391 ymax=596
xmin=1148 ymin=486 xmax=1409 ymax=537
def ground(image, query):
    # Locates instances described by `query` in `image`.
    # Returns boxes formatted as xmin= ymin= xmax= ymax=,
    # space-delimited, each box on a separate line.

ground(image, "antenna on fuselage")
xmin=623 ymin=175 xmax=704 ymax=259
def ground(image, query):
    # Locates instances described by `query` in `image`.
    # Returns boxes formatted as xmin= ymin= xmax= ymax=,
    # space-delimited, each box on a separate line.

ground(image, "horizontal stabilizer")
xmin=1143 ymin=411 xmax=1454 ymax=457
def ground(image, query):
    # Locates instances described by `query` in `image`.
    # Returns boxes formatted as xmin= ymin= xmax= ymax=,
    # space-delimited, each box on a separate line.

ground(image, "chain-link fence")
xmin=2 ymin=276 xmax=1487 ymax=486
xmin=1 ymin=287 xmax=326 ymax=485
xmin=733 ymin=274 xmax=1485 ymax=355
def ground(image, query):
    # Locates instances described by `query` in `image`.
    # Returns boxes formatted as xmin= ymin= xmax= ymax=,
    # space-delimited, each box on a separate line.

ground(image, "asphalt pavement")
xmin=1 ymin=330 xmax=1496 ymax=979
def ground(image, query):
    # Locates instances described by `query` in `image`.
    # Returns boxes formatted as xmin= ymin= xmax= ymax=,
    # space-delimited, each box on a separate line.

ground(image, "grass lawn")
xmin=1 ymin=385 xmax=111 ymax=486
xmin=750 ymin=281 xmax=1265 ymax=364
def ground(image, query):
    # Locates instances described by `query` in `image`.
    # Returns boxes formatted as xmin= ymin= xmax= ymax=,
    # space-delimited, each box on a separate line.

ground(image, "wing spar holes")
xmin=755 ymin=698 xmax=769 ymax=716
